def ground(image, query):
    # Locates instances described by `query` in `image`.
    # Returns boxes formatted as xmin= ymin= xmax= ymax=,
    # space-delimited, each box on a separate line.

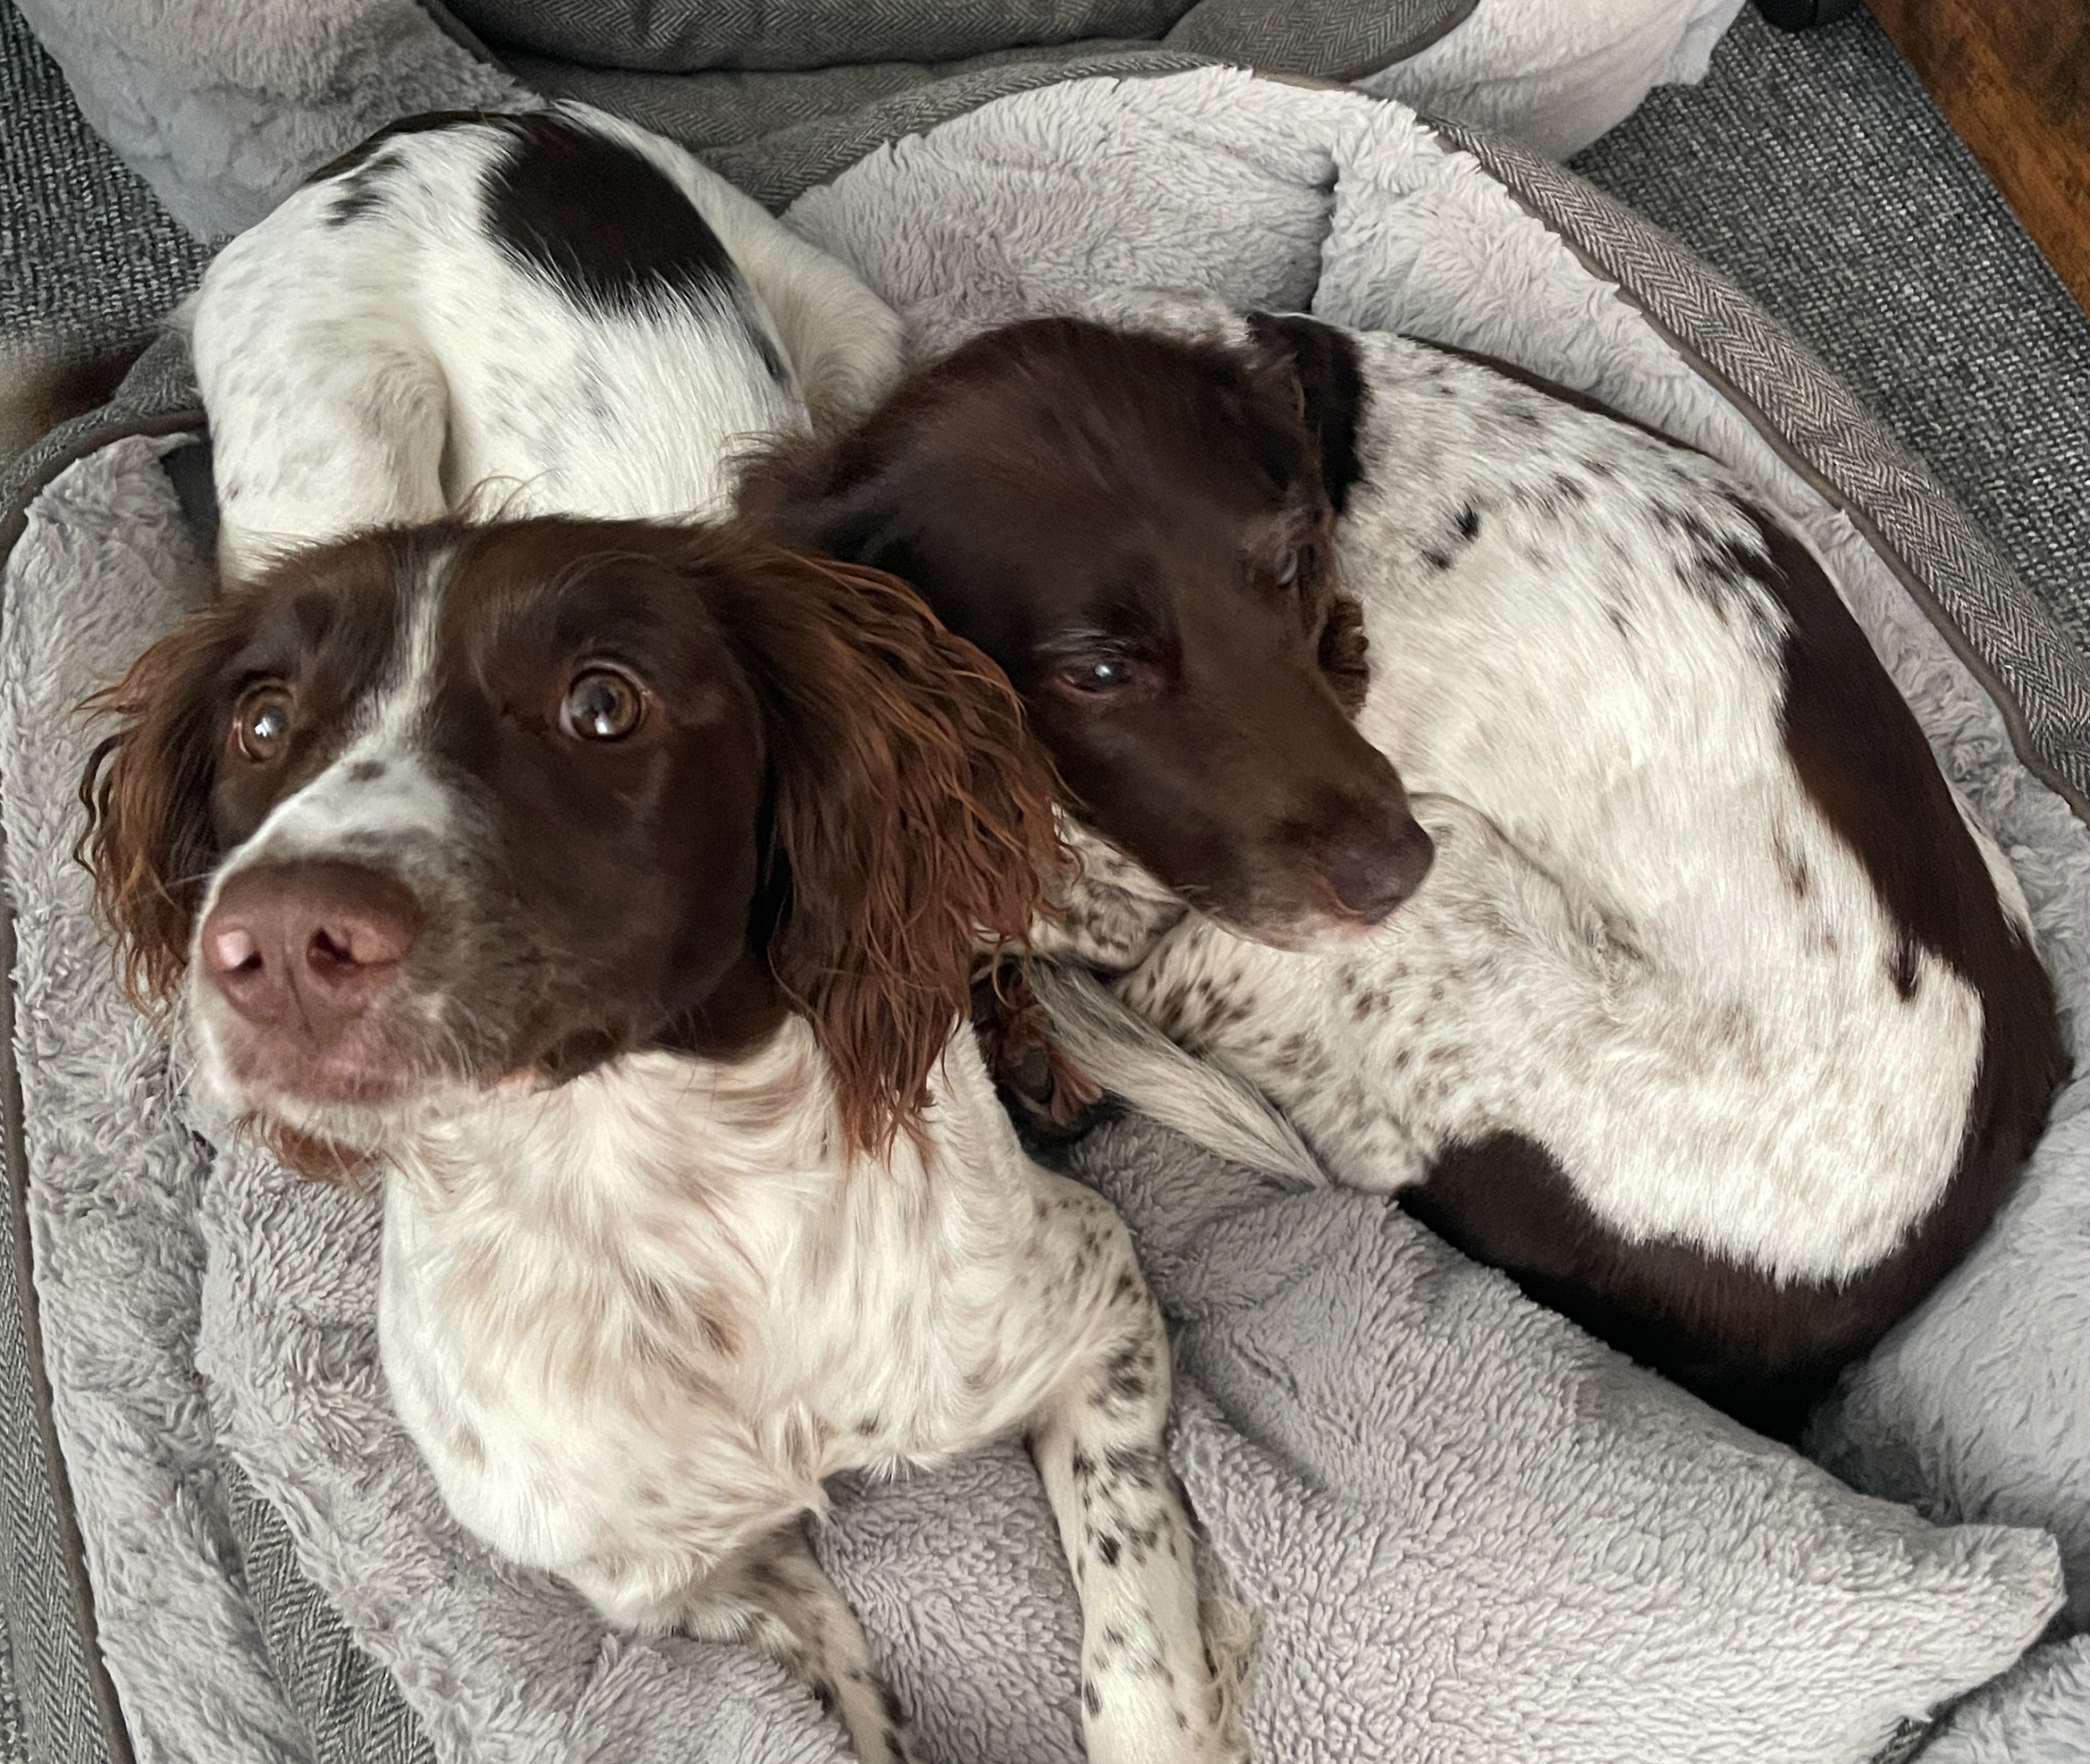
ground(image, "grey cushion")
xmin=442 ymin=0 xmax=1198 ymax=74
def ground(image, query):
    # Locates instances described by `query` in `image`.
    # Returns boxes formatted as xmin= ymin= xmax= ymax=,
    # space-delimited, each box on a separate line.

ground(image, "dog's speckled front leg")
xmin=1028 ymin=1202 xmax=1237 ymax=1762
xmin=687 ymin=1524 xmax=919 ymax=1764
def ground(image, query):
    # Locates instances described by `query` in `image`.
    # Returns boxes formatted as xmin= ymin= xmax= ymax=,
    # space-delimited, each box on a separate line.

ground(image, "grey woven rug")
xmin=0 ymin=5 xmax=207 ymax=356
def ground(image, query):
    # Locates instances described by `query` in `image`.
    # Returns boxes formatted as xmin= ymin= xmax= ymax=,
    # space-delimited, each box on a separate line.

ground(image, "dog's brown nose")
xmin=201 ymin=860 xmax=422 ymax=1033
xmin=1316 ymin=814 xmax=1434 ymax=928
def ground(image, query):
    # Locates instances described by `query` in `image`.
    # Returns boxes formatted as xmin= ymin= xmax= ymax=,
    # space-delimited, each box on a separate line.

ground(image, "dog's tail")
xmin=0 ymin=332 xmax=156 ymax=466
xmin=1024 ymin=961 xmax=1327 ymax=1190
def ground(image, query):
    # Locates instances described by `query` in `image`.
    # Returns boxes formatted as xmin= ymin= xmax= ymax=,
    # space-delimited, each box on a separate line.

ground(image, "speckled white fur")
xmin=371 ymin=1024 xmax=1228 ymax=1764
xmin=185 ymin=101 xmax=903 ymax=579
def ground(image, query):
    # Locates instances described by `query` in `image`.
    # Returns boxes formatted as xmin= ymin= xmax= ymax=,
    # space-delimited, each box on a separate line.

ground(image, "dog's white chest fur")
xmin=379 ymin=1023 xmax=1074 ymax=1622
xmin=1118 ymin=333 xmax=2002 ymax=1284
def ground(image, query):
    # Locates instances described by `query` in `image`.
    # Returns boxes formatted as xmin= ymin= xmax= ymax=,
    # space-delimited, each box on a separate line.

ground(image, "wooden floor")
xmin=1865 ymin=0 xmax=2090 ymax=311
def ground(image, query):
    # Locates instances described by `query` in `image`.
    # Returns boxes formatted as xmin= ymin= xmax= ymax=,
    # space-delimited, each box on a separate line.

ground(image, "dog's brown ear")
xmin=714 ymin=543 xmax=1065 ymax=1157
xmin=733 ymin=427 xmax=831 ymax=542
xmin=735 ymin=417 xmax=910 ymax=576
xmin=76 ymin=607 xmax=243 ymax=1009
xmin=1248 ymin=312 xmax=1368 ymax=518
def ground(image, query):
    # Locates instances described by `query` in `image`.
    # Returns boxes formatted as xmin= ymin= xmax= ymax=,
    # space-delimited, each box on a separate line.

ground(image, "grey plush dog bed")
xmin=4 ymin=12 xmax=2089 ymax=1764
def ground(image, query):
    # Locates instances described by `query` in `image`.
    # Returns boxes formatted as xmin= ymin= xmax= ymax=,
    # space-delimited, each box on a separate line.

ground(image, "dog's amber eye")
xmin=561 ymin=668 xmax=645 ymax=741
xmin=233 ymin=686 xmax=294 ymax=762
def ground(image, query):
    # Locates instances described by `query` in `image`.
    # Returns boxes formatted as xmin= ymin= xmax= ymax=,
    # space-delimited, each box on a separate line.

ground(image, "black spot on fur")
xmin=1096 ymin=1535 xmax=1122 ymax=1566
xmin=1102 ymin=1342 xmax=1150 ymax=1402
xmin=1083 ymin=1678 xmax=1103 ymax=1717
xmin=1105 ymin=1445 xmax=1158 ymax=1488
xmin=484 ymin=112 xmax=741 ymax=319
xmin=1455 ymin=504 xmax=1479 ymax=542
xmin=325 ymin=154 xmax=398 ymax=228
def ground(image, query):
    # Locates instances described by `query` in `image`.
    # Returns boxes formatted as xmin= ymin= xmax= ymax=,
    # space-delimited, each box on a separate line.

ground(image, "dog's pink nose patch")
xmin=210 ymin=926 xmax=259 ymax=971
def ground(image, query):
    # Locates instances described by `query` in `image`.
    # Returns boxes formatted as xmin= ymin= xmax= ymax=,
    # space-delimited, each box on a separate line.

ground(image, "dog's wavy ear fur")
xmin=77 ymin=602 xmax=247 ymax=1010
xmin=707 ymin=540 xmax=1066 ymax=1157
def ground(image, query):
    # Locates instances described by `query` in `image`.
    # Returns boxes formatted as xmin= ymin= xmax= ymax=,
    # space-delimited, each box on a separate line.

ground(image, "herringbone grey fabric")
xmin=1572 ymin=8 xmax=2090 ymax=684
xmin=445 ymin=0 xmax=1466 ymax=78
xmin=491 ymin=0 xmax=1473 ymax=202
xmin=221 ymin=1466 xmax=430 ymax=1764
xmin=1438 ymin=113 xmax=2090 ymax=812
xmin=1164 ymin=0 xmax=1472 ymax=79
xmin=522 ymin=40 xmax=1219 ymax=194
xmin=0 ymin=966 xmax=122 ymax=1764
xmin=447 ymin=0 xmax=1192 ymax=72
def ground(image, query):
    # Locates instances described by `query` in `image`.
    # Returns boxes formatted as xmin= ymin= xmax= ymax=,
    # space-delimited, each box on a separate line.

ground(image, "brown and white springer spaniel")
xmin=744 ymin=295 xmax=2067 ymax=1438
xmin=80 ymin=517 xmax=1240 ymax=1763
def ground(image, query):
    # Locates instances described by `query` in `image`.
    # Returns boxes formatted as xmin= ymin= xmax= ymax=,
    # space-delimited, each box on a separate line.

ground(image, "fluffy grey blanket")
xmin=7 ymin=70 xmax=2089 ymax=1764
